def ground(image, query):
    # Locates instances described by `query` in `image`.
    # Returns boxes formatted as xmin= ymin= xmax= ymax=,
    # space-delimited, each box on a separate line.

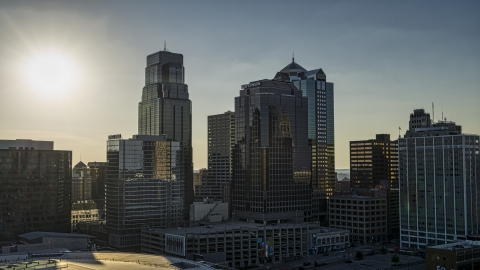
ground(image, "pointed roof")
xmin=74 ymin=161 xmax=87 ymax=169
xmin=280 ymin=60 xmax=307 ymax=73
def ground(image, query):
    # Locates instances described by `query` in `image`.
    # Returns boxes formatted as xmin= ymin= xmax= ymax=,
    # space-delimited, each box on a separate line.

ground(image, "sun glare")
xmin=22 ymin=50 xmax=78 ymax=95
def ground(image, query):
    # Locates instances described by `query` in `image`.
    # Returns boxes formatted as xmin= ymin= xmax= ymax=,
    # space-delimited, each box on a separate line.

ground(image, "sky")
xmin=0 ymin=0 xmax=479 ymax=170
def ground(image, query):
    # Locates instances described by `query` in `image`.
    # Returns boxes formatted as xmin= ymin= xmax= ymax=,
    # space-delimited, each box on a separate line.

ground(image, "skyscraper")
xmin=137 ymin=49 xmax=193 ymax=221
xmin=195 ymin=111 xmax=235 ymax=201
xmin=106 ymin=134 xmax=185 ymax=249
xmin=0 ymin=139 xmax=71 ymax=241
xmin=350 ymin=134 xmax=398 ymax=189
xmin=232 ymin=79 xmax=311 ymax=224
xmin=273 ymin=58 xmax=335 ymax=197
xmin=399 ymin=111 xmax=480 ymax=249
xmin=71 ymin=161 xmax=92 ymax=202
xmin=88 ymin=161 xmax=107 ymax=210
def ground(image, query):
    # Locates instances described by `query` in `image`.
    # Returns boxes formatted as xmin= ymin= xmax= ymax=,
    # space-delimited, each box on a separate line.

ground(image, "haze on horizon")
xmin=0 ymin=0 xmax=479 ymax=170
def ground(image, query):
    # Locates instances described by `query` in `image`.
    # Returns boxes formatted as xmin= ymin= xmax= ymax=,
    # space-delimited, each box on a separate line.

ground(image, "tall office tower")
xmin=0 ymin=139 xmax=71 ymax=241
xmin=273 ymin=58 xmax=335 ymax=197
xmin=137 ymin=49 xmax=193 ymax=222
xmin=106 ymin=134 xmax=185 ymax=250
xmin=232 ymin=79 xmax=311 ymax=224
xmin=195 ymin=111 xmax=235 ymax=201
xmin=88 ymin=161 xmax=107 ymax=209
xmin=350 ymin=134 xmax=398 ymax=189
xmin=71 ymin=161 xmax=92 ymax=202
xmin=399 ymin=111 xmax=479 ymax=250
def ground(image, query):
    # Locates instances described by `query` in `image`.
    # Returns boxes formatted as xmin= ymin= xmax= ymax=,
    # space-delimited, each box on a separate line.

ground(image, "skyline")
xmin=0 ymin=1 xmax=479 ymax=170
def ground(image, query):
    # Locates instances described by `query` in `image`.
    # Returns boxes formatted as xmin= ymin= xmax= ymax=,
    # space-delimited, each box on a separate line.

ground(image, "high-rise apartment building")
xmin=195 ymin=111 xmax=235 ymax=201
xmin=350 ymin=134 xmax=398 ymax=189
xmin=232 ymin=79 xmax=311 ymax=224
xmin=273 ymin=58 xmax=335 ymax=197
xmin=399 ymin=111 xmax=480 ymax=250
xmin=106 ymin=134 xmax=185 ymax=249
xmin=0 ymin=139 xmax=71 ymax=241
xmin=137 ymin=49 xmax=193 ymax=222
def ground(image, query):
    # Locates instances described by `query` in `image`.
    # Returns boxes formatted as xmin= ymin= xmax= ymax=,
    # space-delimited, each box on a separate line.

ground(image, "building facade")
xmin=0 ymin=139 xmax=71 ymax=241
xmin=425 ymin=241 xmax=480 ymax=270
xmin=350 ymin=134 xmax=398 ymax=189
xmin=71 ymin=161 xmax=92 ymax=202
xmin=329 ymin=195 xmax=388 ymax=244
xmin=137 ymin=49 xmax=193 ymax=222
xmin=88 ymin=161 xmax=107 ymax=209
xmin=105 ymin=134 xmax=186 ymax=249
xmin=232 ymin=79 xmax=311 ymax=224
xmin=273 ymin=58 xmax=335 ymax=198
xmin=195 ymin=111 xmax=235 ymax=201
xmin=399 ymin=111 xmax=480 ymax=250
xmin=142 ymin=222 xmax=349 ymax=268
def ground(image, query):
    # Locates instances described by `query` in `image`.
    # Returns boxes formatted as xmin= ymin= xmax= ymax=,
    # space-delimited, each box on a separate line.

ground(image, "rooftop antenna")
xmin=432 ymin=102 xmax=434 ymax=123
xmin=164 ymin=41 xmax=166 ymax=51
xmin=398 ymin=126 xmax=401 ymax=139
xmin=292 ymin=52 xmax=294 ymax=62
xmin=442 ymin=110 xmax=444 ymax=122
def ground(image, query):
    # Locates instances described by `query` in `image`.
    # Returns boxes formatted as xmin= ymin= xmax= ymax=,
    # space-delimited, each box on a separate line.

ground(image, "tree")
xmin=380 ymin=246 xmax=387 ymax=254
xmin=391 ymin=254 xmax=400 ymax=265
xmin=355 ymin=251 xmax=363 ymax=260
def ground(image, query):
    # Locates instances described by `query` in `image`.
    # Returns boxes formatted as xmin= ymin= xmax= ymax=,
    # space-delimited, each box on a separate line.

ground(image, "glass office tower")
xmin=232 ymin=80 xmax=311 ymax=224
xmin=138 ymin=50 xmax=193 ymax=222
xmin=106 ymin=135 xmax=185 ymax=249
xmin=0 ymin=140 xmax=71 ymax=241
xmin=399 ymin=113 xmax=480 ymax=249
xmin=274 ymin=59 xmax=335 ymax=197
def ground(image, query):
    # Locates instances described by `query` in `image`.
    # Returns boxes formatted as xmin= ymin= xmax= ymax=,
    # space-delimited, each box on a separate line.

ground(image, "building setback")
xmin=138 ymin=49 xmax=193 ymax=222
xmin=232 ymin=79 xmax=311 ymax=224
xmin=273 ymin=58 xmax=335 ymax=199
xmin=106 ymin=134 xmax=185 ymax=250
xmin=0 ymin=139 xmax=71 ymax=241
xmin=399 ymin=110 xmax=480 ymax=250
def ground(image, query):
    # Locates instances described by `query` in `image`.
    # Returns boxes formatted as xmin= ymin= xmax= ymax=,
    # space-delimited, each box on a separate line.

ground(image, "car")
xmin=322 ymin=253 xmax=329 ymax=256
xmin=345 ymin=259 xmax=352 ymax=263
xmin=303 ymin=261 xmax=311 ymax=266
xmin=206 ymin=225 xmax=213 ymax=228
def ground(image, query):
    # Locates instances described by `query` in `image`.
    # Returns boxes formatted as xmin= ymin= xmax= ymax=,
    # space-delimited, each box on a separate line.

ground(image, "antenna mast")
xmin=432 ymin=102 xmax=434 ymax=123
xmin=399 ymin=126 xmax=401 ymax=139
xmin=164 ymin=41 xmax=166 ymax=51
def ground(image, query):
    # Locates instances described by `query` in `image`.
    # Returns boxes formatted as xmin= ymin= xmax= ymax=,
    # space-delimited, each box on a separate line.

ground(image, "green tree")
xmin=380 ymin=246 xmax=387 ymax=254
xmin=391 ymin=254 xmax=400 ymax=265
xmin=355 ymin=251 xmax=363 ymax=260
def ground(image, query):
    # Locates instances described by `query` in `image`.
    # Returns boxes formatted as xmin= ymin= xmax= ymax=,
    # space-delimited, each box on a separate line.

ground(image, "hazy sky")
xmin=0 ymin=1 xmax=479 ymax=170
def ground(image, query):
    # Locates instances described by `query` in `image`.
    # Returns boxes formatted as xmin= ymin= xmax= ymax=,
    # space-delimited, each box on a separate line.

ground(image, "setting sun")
xmin=21 ymin=50 xmax=78 ymax=95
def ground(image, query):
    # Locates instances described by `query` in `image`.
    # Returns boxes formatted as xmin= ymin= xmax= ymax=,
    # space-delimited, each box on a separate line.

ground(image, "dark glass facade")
xmin=273 ymin=60 xmax=335 ymax=221
xmin=232 ymin=80 xmax=311 ymax=224
xmin=106 ymin=135 xmax=185 ymax=249
xmin=137 ymin=50 xmax=193 ymax=222
xmin=0 ymin=140 xmax=71 ymax=241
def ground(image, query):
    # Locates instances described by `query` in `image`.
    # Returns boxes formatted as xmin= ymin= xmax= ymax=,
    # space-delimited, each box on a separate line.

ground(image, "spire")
xmin=292 ymin=52 xmax=294 ymax=62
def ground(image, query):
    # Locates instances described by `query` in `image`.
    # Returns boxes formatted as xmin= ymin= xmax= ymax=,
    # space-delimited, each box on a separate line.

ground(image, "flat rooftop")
xmin=429 ymin=240 xmax=480 ymax=250
xmin=146 ymin=221 xmax=349 ymax=236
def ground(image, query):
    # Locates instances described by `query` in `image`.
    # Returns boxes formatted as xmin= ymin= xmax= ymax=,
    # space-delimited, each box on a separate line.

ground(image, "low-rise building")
xmin=141 ymin=222 xmax=349 ymax=269
xmin=425 ymin=240 xmax=480 ymax=270
xmin=329 ymin=194 xmax=387 ymax=245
